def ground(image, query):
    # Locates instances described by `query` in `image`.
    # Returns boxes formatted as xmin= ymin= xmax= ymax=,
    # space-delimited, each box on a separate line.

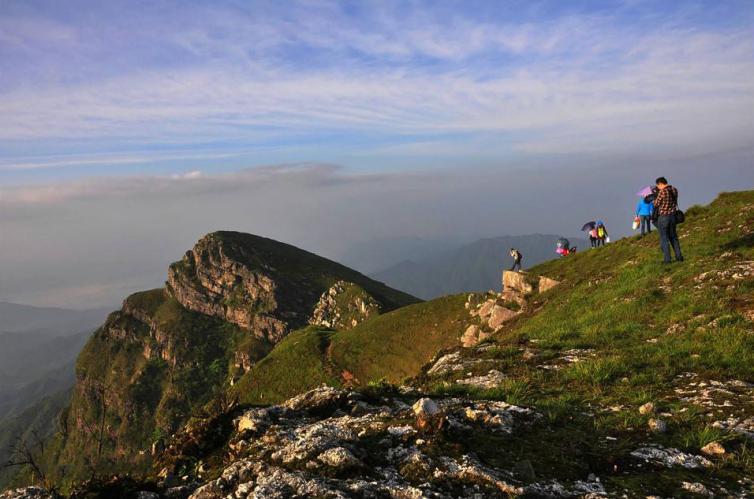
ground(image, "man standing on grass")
xmin=653 ymin=177 xmax=684 ymax=264
xmin=509 ymin=248 xmax=522 ymax=272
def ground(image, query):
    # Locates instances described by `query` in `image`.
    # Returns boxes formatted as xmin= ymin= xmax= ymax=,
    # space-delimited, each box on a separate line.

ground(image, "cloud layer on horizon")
xmin=2 ymin=159 xmax=752 ymax=308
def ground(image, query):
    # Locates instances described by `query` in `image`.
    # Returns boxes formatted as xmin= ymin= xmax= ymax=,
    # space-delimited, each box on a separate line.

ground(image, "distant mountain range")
xmin=0 ymin=303 xmax=110 ymax=421
xmin=371 ymin=234 xmax=588 ymax=299
xmin=0 ymin=302 xmax=110 ymax=334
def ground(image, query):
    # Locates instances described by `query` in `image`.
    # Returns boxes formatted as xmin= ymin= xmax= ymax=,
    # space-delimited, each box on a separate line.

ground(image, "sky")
xmin=1 ymin=0 xmax=753 ymax=308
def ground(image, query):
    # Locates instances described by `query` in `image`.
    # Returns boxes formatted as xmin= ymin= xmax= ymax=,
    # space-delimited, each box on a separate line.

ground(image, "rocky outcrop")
xmin=502 ymin=270 xmax=560 ymax=305
xmin=161 ymin=386 xmax=560 ymax=498
xmin=460 ymin=272 xmax=560 ymax=348
xmin=166 ymin=234 xmax=289 ymax=342
xmin=309 ymin=281 xmax=381 ymax=330
xmin=166 ymin=233 xmax=410 ymax=343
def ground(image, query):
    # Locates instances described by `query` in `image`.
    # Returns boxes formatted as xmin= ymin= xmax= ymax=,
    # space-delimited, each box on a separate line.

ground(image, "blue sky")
xmin=1 ymin=0 xmax=753 ymax=183
xmin=1 ymin=0 xmax=754 ymax=308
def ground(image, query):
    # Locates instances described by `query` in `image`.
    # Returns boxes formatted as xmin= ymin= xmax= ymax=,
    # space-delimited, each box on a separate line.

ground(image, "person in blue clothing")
xmin=635 ymin=196 xmax=654 ymax=236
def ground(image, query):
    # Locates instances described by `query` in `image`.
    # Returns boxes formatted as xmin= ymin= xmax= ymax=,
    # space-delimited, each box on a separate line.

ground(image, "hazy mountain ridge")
xmin=373 ymin=234 xmax=588 ymax=299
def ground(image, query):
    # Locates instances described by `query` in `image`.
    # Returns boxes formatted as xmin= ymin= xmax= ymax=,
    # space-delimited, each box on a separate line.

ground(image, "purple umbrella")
xmin=636 ymin=186 xmax=653 ymax=197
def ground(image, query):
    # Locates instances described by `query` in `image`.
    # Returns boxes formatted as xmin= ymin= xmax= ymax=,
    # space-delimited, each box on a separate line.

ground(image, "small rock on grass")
xmin=639 ymin=402 xmax=655 ymax=415
xmin=648 ymin=418 xmax=667 ymax=433
xmin=700 ymin=441 xmax=726 ymax=456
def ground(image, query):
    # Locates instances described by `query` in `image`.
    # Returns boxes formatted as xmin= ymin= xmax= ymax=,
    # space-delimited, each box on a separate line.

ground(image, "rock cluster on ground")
xmin=461 ymin=271 xmax=559 ymax=348
xmin=309 ymin=281 xmax=382 ymax=330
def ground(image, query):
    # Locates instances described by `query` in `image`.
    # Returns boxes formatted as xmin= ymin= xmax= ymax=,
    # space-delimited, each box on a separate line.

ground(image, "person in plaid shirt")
xmin=653 ymin=177 xmax=684 ymax=264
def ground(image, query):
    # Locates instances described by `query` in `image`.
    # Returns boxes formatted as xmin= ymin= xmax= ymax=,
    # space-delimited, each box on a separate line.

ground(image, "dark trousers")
xmin=589 ymin=237 xmax=597 ymax=248
xmin=657 ymin=215 xmax=683 ymax=263
xmin=596 ymin=238 xmax=605 ymax=247
xmin=509 ymin=259 xmax=521 ymax=272
xmin=640 ymin=215 xmax=652 ymax=235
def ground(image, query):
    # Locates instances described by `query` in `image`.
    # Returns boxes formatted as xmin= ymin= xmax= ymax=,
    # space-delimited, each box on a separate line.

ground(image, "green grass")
xmin=329 ymin=294 xmax=468 ymax=384
xmin=233 ymin=327 xmax=340 ymax=405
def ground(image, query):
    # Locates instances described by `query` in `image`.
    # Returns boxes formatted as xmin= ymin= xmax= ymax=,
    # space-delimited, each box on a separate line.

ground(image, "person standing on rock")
xmin=653 ymin=177 xmax=684 ymax=264
xmin=509 ymin=248 xmax=522 ymax=272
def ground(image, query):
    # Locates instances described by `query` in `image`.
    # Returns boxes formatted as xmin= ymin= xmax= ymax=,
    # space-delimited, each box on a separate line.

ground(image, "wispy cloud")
xmin=1 ymin=0 xmax=752 ymax=174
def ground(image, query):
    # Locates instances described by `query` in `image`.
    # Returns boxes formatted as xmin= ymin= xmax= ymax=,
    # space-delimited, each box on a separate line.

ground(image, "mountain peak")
xmin=167 ymin=231 xmax=419 ymax=342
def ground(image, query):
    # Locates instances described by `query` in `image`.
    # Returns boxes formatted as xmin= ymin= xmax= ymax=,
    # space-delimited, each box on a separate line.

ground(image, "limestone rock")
xmin=538 ymin=276 xmax=560 ymax=293
xmin=309 ymin=281 xmax=381 ymax=330
xmin=700 ymin=441 xmax=726 ymax=456
xmin=456 ymin=369 xmax=506 ymax=390
xmin=488 ymin=305 xmax=518 ymax=330
xmin=639 ymin=402 xmax=655 ymax=415
xmin=648 ymin=418 xmax=667 ymax=433
xmin=317 ymin=446 xmax=362 ymax=470
xmin=478 ymin=300 xmax=496 ymax=318
xmin=235 ymin=407 xmax=274 ymax=434
xmin=461 ymin=325 xmax=481 ymax=347
xmin=283 ymin=385 xmax=349 ymax=414
xmin=413 ymin=398 xmax=443 ymax=432
xmin=166 ymin=234 xmax=289 ymax=342
xmin=501 ymin=270 xmax=560 ymax=305
xmin=631 ymin=446 xmax=712 ymax=469
xmin=502 ymin=271 xmax=534 ymax=305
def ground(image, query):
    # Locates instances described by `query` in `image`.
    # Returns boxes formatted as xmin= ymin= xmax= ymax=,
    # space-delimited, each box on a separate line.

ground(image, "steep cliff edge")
xmin=38 ymin=232 xmax=418 ymax=486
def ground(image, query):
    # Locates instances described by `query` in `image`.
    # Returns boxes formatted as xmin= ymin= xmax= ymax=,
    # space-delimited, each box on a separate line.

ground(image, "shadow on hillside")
xmin=721 ymin=233 xmax=754 ymax=250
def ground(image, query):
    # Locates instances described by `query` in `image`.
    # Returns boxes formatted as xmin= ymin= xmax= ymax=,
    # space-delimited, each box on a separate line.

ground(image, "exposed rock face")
xmin=538 ymin=276 xmax=560 ymax=294
xmin=309 ymin=281 xmax=381 ymax=330
xmin=166 ymin=233 xmax=411 ymax=343
xmin=630 ymin=446 xmax=712 ymax=469
xmin=166 ymin=234 xmax=289 ymax=342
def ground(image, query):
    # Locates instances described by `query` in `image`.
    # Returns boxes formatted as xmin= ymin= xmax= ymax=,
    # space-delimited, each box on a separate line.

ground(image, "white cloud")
xmin=0 ymin=4 xmax=752 ymax=161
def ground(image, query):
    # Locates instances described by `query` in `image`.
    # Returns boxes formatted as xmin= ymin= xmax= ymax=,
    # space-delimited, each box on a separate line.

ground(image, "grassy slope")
xmin=232 ymin=327 xmax=339 ymax=405
xmin=233 ymin=294 xmax=468 ymax=404
xmin=328 ymin=294 xmax=467 ymax=384
xmin=44 ymin=290 xmax=268 ymax=487
xmin=418 ymin=190 xmax=754 ymax=494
